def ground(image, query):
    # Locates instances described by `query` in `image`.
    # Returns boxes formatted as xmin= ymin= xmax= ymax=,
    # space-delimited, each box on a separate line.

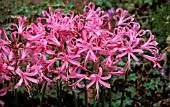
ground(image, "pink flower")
xmin=9 ymin=16 xmax=27 ymax=34
xmin=19 ymin=49 xmax=29 ymax=61
xmin=32 ymin=64 xmax=51 ymax=83
xmin=52 ymin=67 xmax=68 ymax=81
xmin=14 ymin=66 xmax=39 ymax=92
xmin=83 ymin=2 xmax=102 ymax=20
xmin=21 ymin=31 xmax=43 ymax=41
xmin=76 ymin=38 xmax=101 ymax=66
xmin=0 ymin=29 xmax=11 ymax=57
xmin=68 ymin=67 xmax=87 ymax=91
xmin=57 ymin=52 xmax=81 ymax=70
xmin=23 ymin=18 xmax=45 ymax=41
xmin=0 ymin=86 xmax=11 ymax=106
xmin=86 ymin=67 xmax=111 ymax=99
xmin=46 ymin=31 xmax=61 ymax=47
xmin=109 ymin=71 xmax=125 ymax=76
xmin=42 ymin=7 xmax=75 ymax=32
xmin=0 ymin=72 xmax=11 ymax=83
xmin=142 ymin=54 xmax=163 ymax=68
xmin=42 ymin=6 xmax=57 ymax=23
xmin=0 ymin=59 xmax=9 ymax=74
xmin=114 ymin=8 xmax=134 ymax=26
xmin=0 ymin=28 xmax=11 ymax=44
xmin=0 ymin=86 xmax=11 ymax=97
xmin=140 ymin=30 xmax=159 ymax=55
xmin=116 ymin=38 xmax=143 ymax=69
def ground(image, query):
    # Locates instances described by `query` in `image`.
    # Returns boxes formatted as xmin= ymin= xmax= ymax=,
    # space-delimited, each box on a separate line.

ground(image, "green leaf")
xmin=68 ymin=90 xmax=73 ymax=95
xmin=68 ymin=2 xmax=74 ymax=9
xmin=17 ymin=86 xmax=25 ymax=93
xmin=118 ymin=75 xmax=124 ymax=79
xmin=155 ymin=77 xmax=161 ymax=85
xmin=124 ymin=97 xmax=133 ymax=105
xmin=111 ymin=76 xmax=118 ymax=81
xmin=146 ymin=91 xmax=151 ymax=96
xmin=129 ymin=73 xmax=137 ymax=81
xmin=96 ymin=0 xmax=103 ymax=6
xmin=115 ymin=92 xmax=122 ymax=99
xmin=152 ymin=69 xmax=160 ymax=75
xmin=53 ymin=0 xmax=62 ymax=7
xmin=46 ymin=54 xmax=50 ymax=60
xmin=145 ymin=0 xmax=153 ymax=5
xmin=144 ymin=80 xmax=155 ymax=90
xmin=104 ymin=1 xmax=112 ymax=8
xmin=131 ymin=59 xmax=136 ymax=66
xmin=125 ymin=86 xmax=135 ymax=93
xmin=153 ymin=103 xmax=159 ymax=107
xmin=117 ymin=61 xmax=126 ymax=66
xmin=112 ymin=99 xmax=121 ymax=107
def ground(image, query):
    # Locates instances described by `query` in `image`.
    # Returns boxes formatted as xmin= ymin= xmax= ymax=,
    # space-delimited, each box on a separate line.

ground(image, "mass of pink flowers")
xmin=0 ymin=2 xmax=162 ymax=105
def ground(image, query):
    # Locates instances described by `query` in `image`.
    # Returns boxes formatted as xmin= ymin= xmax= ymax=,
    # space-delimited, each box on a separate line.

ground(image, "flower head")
xmin=9 ymin=16 xmax=27 ymax=34
xmin=86 ymin=67 xmax=111 ymax=100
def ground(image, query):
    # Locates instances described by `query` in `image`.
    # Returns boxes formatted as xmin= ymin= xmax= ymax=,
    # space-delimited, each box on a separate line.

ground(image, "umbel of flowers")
xmin=0 ymin=2 xmax=162 ymax=106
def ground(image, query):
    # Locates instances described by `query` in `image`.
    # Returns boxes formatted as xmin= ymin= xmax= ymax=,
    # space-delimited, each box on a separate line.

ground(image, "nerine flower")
xmin=116 ymin=37 xmax=143 ymax=69
xmin=57 ymin=52 xmax=81 ymax=70
xmin=140 ymin=30 xmax=159 ymax=55
xmin=9 ymin=16 xmax=27 ymax=34
xmin=142 ymin=54 xmax=163 ymax=68
xmin=114 ymin=8 xmax=134 ymax=26
xmin=15 ymin=65 xmax=39 ymax=92
xmin=52 ymin=67 xmax=68 ymax=81
xmin=76 ymin=38 xmax=101 ymax=66
xmin=68 ymin=66 xmax=87 ymax=91
xmin=86 ymin=67 xmax=111 ymax=100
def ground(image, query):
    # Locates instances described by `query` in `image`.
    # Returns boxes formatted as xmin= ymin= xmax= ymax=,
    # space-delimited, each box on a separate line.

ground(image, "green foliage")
xmin=151 ymin=3 xmax=170 ymax=49
xmin=0 ymin=0 xmax=75 ymax=28
xmin=129 ymin=73 xmax=138 ymax=82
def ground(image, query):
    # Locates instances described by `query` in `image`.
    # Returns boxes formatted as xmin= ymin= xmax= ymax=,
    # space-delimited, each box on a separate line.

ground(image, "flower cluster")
xmin=0 ymin=2 xmax=162 ymax=104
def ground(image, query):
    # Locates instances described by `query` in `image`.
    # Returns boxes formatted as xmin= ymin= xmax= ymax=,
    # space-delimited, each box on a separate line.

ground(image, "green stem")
xmin=57 ymin=80 xmax=62 ymax=107
xmin=100 ymin=86 xmax=105 ymax=107
xmin=57 ymin=81 xmax=59 ymax=106
xmin=109 ymin=79 xmax=112 ymax=107
xmin=39 ymin=82 xmax=47 ymax=107
xmin=14 ymin=76 xmax=18 ymax=107
xmin=73 ymin=91 xmax=77 ymax=107
xmin=73 ymin=79 xmax=77 ymax=107
xmin=15 ymin=89 xmax=18 ymax=107
xmin=93 ymin=88 xmax=96 ymax=107
xmin=59 ymin=81 xmax=62 ymax=107
xmin=120 ymin=69 xmax=129 ymax=107
xmin=58 ymin=81 xmax=61 ymax=107
xmin=84 ymin=79 xmax=88 ymax=107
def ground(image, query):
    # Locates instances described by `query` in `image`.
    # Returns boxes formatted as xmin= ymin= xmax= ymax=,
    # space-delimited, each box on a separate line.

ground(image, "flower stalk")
xmin=73 ymin=91 xmax=77 ymax=107
xmin=84 ymin=79 xmax=88 ymax=107
xmin=109 ymin=79 xmax=112 ymax=107
xmin=39 ymin=81 xmax=47 ymax=107
xmin=14 ymin=89 xmax=18 ymax=107
xmin=120 ymin=69 xmax=129 ymax=107
xmin=100 ymin=86 xmax=105 ymax=107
